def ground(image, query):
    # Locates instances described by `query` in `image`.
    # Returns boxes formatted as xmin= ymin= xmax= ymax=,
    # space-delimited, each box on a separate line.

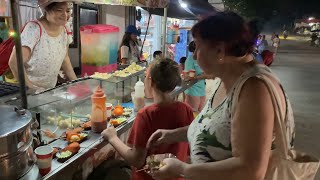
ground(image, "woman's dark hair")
xmin=191 ymin=11 xmax=261 ymax=57
xmin=188 ymin=41 xmax=196 ymax=52
xmin=45 ymin=2 xmax=68 ymax=12
xmin=150 ymin=58 xmax=182 ymax=93
xmin=120 ymin=32 xmax=134 ymax=52
xmin=179 ymin=57 xmax=187 ymax=64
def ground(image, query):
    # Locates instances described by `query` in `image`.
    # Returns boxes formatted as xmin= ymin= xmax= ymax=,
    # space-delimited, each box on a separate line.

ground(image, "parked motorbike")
xmin=310 ymin=33 xmax=320 ymax=47
xmin=283 ymin=30 xmax=288 ymax=39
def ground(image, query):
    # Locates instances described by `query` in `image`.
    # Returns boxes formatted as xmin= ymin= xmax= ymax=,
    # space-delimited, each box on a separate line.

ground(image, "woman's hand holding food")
xmin=151 ymin=158 xmax=187 ymax=180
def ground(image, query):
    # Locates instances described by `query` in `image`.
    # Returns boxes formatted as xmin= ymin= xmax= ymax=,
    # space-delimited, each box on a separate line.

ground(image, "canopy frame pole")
xmin=10 ymin=0 xmax=28 ymax=109
xmin=161 ymin=7 xmax=168 ymax=56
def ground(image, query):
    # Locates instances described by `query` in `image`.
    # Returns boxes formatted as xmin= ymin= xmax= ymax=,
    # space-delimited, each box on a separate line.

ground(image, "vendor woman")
xmin=9 ymin=0 xmax=77 ymax=91
xmin=118 ymin=25 xmax=141 ymax=64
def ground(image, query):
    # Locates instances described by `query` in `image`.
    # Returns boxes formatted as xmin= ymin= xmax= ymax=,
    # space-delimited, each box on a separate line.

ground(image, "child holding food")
xmin=102 ymin=59 xmax=194 ymax=180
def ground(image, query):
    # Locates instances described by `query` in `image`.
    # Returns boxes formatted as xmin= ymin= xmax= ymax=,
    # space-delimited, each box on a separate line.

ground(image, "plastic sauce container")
xmin=91 ymin=86 xmax=107 ymax=133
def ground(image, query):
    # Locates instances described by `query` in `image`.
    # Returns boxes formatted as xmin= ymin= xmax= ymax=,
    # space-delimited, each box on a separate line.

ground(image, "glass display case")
xmin=91 ymin=69 xmax=145 ymax=102
xmin=27 ymin=76 xmax=141 ymax=143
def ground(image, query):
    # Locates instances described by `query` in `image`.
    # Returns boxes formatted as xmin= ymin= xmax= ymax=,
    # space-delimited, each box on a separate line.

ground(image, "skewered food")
xmin=81 ymin=121 xmax=92 ymax=130
xmin=109 ymin=117 xmax=127 ymax=127
xmin=64 ymin=142 xmax=80 ymax=154
xmin=42 ymin=129 xmax=57 ymax=139
xmin=66 ymin=131 xmax=88 ymax=143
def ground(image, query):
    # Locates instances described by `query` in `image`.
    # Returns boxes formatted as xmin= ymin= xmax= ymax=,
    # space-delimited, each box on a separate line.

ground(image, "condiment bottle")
xmin=133 ymin=79 xmax=145 ymax=111
xmin=91 ymin=86 xmax=107 ymax=133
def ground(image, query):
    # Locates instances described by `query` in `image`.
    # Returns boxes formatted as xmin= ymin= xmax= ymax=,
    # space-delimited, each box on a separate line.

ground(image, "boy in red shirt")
xmin=102 ymin=59 xmax=194 ymax=180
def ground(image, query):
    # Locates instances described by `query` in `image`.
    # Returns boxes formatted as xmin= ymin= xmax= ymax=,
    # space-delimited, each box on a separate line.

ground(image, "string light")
xmin=9 ymin=30 xmax=16 ymax=37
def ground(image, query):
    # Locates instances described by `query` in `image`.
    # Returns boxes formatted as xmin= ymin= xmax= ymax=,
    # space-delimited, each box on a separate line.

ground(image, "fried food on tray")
xmin=64 ymin=142 xmax=80 ymax=154
xmin=66 ymin=127 xmax=84 ymax=135
xmin=66 ymin=131 xmax=88 ymax=143
xmin=81 ymin=121 xmax=92 ymax=130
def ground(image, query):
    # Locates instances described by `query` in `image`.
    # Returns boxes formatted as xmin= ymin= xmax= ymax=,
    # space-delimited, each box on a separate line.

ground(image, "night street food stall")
xmin=0 ymin=0 xmax=199 ymax=179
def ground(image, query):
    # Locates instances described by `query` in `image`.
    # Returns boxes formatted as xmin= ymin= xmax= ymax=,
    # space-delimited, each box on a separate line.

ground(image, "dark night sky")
xmin=278 ymin=0 xmax=320 ymax=17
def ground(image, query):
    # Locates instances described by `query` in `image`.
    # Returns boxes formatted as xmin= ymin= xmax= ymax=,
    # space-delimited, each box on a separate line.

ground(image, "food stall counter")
xmin=16 ymin=78 xmax=197 ymax=180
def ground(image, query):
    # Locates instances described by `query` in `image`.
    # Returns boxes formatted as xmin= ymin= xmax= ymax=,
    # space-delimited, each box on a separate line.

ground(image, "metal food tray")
xmin=91 ymin=68 xmax=145 ymax=84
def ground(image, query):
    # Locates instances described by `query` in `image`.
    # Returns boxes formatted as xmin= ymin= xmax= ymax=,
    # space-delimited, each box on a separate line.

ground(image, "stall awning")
xmin=143 ymin=0 xmax=216 ymax=19
xmin=74 ymin=0 xmax=169 ymax=8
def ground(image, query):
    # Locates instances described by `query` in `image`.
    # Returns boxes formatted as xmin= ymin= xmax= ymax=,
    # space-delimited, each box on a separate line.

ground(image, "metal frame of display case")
xmin=92 ymin=69 xmax=145 ymax=102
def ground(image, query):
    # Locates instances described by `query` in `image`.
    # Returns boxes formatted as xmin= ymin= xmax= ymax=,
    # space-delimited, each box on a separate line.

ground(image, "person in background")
xmin=102 ymin=59 xmax=194 ymax=180
xmin=179 ymin=57 xmax=186 ymax=73
xmin=147 ymin=12 xmax=295 ymax=180
xmin=119 ymin=25 xmax=141 ymax=64
xmin=271 ymin=32 xmax=276 ymax=41
xmin=257 ymin=35 xmax=268 ymax=55
xmin=153 ymin=50 xmax=163 ymax=60
xmin=178 ymin=57 xmax=187 ymax=102
xmin=261 ymin=35 xmax=268 ymax=47
xmin=145 ymin=50 xmax=163 ymax=99
xmin=256 ymin=34 xmax=262 ymax=46
xmin=184 ymin=41 xmax=208 ymax=113
xmin=272 ymin=34 xmax=280 ymax=55
xmin=8 ymin=1 xmax=77 ymax=91
xmin=0 ymin=22 xmax=8 ymax=43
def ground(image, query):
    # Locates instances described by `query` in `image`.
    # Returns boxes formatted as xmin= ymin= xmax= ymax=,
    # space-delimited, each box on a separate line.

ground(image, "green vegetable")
xmin=80 ymin=133 xmax=88 ymax=138
xmin=57 ymin=151 xmax=72 ymax=159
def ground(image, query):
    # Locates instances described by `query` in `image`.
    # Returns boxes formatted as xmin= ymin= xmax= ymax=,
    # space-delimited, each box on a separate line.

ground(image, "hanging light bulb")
xmin=180 ymin=2 xmax=188 ymax=8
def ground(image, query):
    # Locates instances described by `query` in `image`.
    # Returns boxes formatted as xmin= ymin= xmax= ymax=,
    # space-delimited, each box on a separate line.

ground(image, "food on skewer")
xmin=42 ymin=129 xmax=57 ymax=139
xmin=66 ymin=131 xmax=88 ymax=143
xmin=109 ymin=117 xmax=127 ymax=127
xmin=68 ymin=133 xmax=80 ymax=143
xmin=64 ymin=142 xmax=80 ymax=154
xmin=67 ymin=127 xmax=84 ymax=134
xmin=81 ymin=121 xmax=92 ymax=130
xmin=56 ymin=142 xmax=82 ymax=163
